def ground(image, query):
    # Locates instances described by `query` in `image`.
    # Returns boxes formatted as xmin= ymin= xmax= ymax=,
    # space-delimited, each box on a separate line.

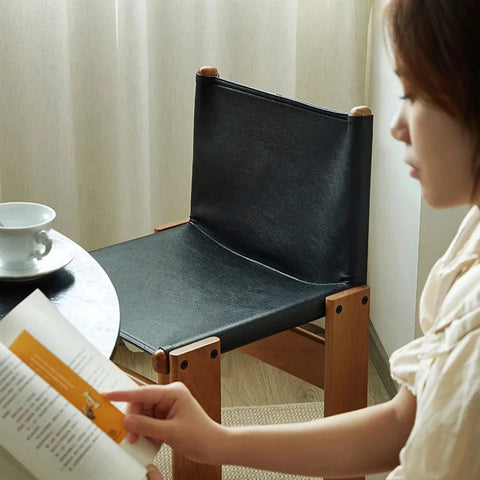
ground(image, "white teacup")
xmin=0 ymin=202 xmax=56 ymax=271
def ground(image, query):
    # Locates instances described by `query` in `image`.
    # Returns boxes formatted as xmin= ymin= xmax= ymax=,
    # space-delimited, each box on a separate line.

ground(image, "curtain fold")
xmin=0 ymin=0 xmax=371 ymax=251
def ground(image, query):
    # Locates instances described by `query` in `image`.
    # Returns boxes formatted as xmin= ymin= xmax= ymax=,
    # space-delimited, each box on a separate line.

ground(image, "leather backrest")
xmin=190 ymin=74 xmax=373 ymax=285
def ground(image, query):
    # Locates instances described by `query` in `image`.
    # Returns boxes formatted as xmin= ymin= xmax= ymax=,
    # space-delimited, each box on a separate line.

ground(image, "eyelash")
xmin=400 ymin=94 xmax=413 ymax=101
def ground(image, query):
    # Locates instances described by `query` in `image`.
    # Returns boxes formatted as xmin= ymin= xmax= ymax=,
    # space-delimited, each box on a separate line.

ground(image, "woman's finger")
xmin=124 ymin=414 xmax=171 ymax=441
xmin=105 ymin=382 xmax=188 ymax=405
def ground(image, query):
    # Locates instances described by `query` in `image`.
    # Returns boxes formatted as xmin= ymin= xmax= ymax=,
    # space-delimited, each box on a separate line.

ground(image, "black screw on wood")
xmin=180 ymin=360 xmax=188 ymax=370
xmin=336 ymin=305 xmax=342 ymax=314
xmin=210 ymin=349 xmax=218 ymax=359
xmin=362 ymin=296 xmax=369 ymax=305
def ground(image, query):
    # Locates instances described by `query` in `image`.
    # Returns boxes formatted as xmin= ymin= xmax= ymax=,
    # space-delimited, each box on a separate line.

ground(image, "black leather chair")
xmin=91 ymin=66 xmax=373 ymax=480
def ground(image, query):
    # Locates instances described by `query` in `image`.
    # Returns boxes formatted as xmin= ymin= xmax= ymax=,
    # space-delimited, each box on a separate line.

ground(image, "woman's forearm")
xmin=214 ymin=387 xmax=416 ymax=478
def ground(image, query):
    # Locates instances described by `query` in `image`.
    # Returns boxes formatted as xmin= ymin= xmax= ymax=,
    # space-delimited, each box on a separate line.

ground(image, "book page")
xmin=0 ymin=343 xmax=147 ymax=480
xmin=9 ymin=330 xmax=129 ymax=444
xmin=0 ymin=446 xmax=35 ymax=480
xmin=0 ymin=290 xmax=158 ymax=478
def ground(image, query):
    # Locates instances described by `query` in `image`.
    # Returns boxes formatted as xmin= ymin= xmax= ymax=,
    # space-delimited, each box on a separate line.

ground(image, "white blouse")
xmin=387 ymin=206 xmax=480 ymax=479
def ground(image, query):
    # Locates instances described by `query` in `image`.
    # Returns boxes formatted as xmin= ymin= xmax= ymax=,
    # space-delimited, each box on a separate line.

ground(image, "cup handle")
xmin=34 ymin=230 xmax=53 ymax=260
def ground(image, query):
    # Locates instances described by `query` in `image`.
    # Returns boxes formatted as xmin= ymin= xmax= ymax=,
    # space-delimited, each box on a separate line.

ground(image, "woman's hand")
xmin=104 ymin=382 xmax=225 ymax=465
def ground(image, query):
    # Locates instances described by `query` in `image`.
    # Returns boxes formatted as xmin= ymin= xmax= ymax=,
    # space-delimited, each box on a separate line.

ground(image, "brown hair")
xmin=384 ymin=0 xmax=480 ymax=198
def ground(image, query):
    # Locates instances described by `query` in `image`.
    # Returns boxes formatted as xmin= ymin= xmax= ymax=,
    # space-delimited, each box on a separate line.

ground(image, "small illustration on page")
xmin=82 ymin=391 xmax=100 ymax=420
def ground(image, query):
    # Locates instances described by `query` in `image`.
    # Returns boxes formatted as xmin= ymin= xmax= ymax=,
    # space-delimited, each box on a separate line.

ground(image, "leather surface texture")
xmin=91 ymin=73 xmax=373 ymax=355
xmin=92 ymin=224 xmax=348 ymax=354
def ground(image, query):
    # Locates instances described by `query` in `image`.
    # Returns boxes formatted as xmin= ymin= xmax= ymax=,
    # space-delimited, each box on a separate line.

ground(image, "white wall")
xmin=366 ymin=0 xmax=469 ymax=354
xmin=366 ymin=0 xmax=421 ymax=355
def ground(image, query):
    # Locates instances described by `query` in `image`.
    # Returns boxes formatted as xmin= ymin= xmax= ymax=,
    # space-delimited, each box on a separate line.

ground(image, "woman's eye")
xmin=400 ymin=94 xmax=413 ymax=101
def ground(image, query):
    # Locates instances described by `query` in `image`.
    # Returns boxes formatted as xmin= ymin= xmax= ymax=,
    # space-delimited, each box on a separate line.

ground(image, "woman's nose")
xmin=390 ymin=104 xmax=410 ymax=144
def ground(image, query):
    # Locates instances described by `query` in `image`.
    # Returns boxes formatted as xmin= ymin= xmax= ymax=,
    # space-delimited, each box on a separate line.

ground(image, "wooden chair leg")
xmin=163 ymin=337 xmax=222 ymax=480
xmin=324 ymin=285 xmax=370 ymax=480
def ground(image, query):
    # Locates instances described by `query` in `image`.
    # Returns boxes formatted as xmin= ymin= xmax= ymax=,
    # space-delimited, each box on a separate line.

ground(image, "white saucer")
xmin=0 ymin=232 xmax=75 ymax=282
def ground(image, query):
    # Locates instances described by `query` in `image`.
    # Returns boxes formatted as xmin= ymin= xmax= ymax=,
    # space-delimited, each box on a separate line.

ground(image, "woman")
xmin=107 ymin=0 xmax=480 ymax=477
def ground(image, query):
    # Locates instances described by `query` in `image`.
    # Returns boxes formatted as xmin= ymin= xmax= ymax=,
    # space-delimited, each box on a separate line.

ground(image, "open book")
xmin=0 ymin=289 xmax=158 ymax=480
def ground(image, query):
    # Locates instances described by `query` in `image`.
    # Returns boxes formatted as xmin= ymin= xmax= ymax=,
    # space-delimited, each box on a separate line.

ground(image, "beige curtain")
xmin=0 ymin=0 xmax=372 ymax=251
